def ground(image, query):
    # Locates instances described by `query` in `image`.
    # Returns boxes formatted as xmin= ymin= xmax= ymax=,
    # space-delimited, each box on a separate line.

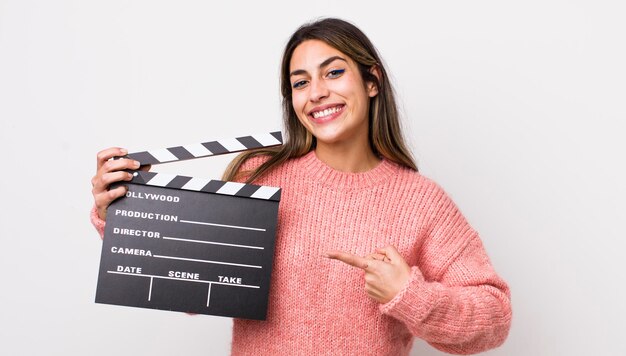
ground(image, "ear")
xmin=367 ymin=65 xmax=381 ymax=98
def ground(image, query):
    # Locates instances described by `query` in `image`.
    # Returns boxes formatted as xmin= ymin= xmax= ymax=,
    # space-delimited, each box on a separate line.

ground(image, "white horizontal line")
xmin=163 ymin=236 xmax=264 ymax=250
xmin=106 ymin=271 xmax=260 ymax=288
xmin=180 ymin=219 xmax=266 ymax=232
xmin=153 ymin=254 xmax=262 ymax=269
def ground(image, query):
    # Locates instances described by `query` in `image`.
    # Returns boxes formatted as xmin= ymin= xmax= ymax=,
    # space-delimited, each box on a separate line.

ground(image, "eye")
xmin=292 ymin=80 xmax=308 ymax=89
xmin=327 ymin=69 xmax=345 ymax=78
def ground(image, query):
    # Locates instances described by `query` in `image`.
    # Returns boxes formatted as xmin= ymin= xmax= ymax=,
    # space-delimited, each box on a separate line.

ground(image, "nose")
xmin=308 ymin=78 xmax=329 ymax=102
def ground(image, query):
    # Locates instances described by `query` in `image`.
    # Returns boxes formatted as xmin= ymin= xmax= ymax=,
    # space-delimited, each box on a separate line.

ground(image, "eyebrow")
xmin=289 ymin=56 xmax=347 ymax=77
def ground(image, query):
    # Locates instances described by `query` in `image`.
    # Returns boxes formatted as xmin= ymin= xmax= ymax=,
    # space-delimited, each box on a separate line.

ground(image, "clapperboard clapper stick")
xmin=95 ymin=132 xmax=283 ymax=320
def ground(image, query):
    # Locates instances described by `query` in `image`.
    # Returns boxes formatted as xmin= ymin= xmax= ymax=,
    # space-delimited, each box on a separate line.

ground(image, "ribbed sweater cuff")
xmin=90 ymin=205 xmax=106 ymax=239
xmin=379 ymin=266 xmax=441 ymax=325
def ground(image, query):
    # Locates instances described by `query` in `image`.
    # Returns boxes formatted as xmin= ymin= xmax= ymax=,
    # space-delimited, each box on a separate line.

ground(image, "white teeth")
xmin=312 ymin=106 xmax=342 ymax=119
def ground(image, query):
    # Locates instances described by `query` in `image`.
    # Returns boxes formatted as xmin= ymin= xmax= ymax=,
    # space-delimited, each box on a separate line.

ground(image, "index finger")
xmin=97 ymin=147 xmax=128 ymax=170
xmin=324 ymin=251 xmax=369 ymax=269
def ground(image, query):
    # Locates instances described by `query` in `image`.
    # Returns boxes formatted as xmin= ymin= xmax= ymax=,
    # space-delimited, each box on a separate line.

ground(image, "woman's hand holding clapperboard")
xmin=92 ymin=147 xmax=151 ymax=220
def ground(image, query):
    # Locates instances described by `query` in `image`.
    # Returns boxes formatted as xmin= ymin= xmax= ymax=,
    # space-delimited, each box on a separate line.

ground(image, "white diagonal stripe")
xmin=182 ymin=177 xmax=212 ymax=191
xmin=249 ymin=186 xmax=280 ymax=200
xmin=146 ymin=173 xmax=177 ymax=187
xmin=253 ymin=133 xmax=282 ymax=147
xmin=183 ymin=143 xmax=213 ymax=157
xmin=218 ymin=138 xmax=247 ymax=152
xmin=216 ymin=182 xmax=246 ymax=195
xmin=148 ymin=148 xmax=178 ymax=163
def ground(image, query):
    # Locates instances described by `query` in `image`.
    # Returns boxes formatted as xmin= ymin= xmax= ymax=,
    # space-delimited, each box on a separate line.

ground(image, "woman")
xmin=92 ymin=18 xmax=512 ymax=355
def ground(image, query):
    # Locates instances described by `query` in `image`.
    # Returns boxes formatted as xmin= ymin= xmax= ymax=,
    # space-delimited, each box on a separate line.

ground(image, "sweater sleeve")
xmin=90 ymin=205 xmax=106 ymax=240
xmin=379 ymin=182 xmax=512 ymax=355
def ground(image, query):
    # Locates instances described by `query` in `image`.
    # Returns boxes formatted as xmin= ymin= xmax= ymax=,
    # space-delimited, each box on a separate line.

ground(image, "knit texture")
xmin=90 ymin=151 xmax=512 ymax=355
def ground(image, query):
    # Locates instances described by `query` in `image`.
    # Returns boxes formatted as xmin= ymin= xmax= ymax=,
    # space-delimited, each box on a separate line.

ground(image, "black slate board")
xmin=95 ymin=182 xmax=280 ymax=320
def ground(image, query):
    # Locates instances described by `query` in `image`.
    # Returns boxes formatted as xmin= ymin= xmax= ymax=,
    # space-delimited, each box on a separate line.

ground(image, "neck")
xmin=314 ymin=139 xmax=381 ymax=173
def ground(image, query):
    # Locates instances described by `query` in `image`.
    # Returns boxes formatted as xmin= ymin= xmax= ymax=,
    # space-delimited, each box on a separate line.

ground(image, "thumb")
xmin=376 ymin=245 xmax=404 ymax=264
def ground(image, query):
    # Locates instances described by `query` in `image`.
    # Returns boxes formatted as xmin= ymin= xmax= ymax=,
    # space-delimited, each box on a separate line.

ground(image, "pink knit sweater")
xmin=91 ymin=151 xmax=512 ymax=355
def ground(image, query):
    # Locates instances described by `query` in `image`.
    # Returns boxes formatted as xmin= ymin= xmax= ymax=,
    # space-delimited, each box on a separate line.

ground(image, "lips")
xmin=308 ymin=104 xmax=345 ymax=123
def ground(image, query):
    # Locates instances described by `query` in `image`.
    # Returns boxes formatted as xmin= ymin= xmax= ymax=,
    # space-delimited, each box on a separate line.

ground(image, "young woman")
xmin=91 ymin=18 xmax=512 ymax=355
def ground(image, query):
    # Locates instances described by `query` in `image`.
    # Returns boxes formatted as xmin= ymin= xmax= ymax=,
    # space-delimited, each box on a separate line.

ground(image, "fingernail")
xmin=120 ymin=148 xmax=128 ymax=155
xmin=134 ymin=161 xmax=141 ymax=168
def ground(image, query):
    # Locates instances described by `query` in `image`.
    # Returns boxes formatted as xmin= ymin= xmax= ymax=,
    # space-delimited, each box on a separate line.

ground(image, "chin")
xmin=313 ymin=133 xmax=349 ymax=146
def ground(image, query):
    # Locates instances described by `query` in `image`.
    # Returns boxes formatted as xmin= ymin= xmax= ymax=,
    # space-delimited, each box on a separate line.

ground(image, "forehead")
xmin=290 ymin=39 xmax=352 ymax=70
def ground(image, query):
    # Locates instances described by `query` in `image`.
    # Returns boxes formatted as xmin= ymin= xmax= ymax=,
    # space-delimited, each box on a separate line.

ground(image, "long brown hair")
xmin=223 ymin=18 xmax=417 ymax=183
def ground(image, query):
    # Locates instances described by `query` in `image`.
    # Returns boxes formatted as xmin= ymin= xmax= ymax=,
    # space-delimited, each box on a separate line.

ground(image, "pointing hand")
xmin=324 ymin=245 xmax=411 ymax=304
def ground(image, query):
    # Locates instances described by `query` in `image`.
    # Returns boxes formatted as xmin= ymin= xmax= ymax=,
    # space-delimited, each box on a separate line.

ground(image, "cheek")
xmin=329 ymin=80 xmax=353 ymax=98
xmin=334 ymin=78 xmax=368 ymax=105
xmin=291 ymin=97 xmax=311 ymax=127
xmin=291 ymin=91 xmax=307 ymax=113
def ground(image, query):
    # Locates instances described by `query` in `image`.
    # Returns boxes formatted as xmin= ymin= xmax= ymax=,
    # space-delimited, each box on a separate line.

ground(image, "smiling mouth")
xmin=310 ymin=105 xmax=345 ymax=120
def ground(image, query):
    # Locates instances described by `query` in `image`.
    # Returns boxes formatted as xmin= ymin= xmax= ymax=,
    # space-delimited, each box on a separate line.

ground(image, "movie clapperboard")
xmin=95 ymin=132 xmax=282 ymax=320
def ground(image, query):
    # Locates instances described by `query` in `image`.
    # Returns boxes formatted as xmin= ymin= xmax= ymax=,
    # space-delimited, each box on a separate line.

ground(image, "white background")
xmin=1 ymin=1 xmax=625 ymax=355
